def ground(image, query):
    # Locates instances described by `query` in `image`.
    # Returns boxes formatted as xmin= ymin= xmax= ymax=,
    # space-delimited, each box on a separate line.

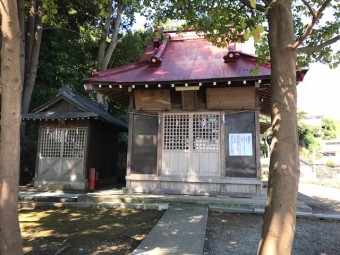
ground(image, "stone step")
xmin=18 ymin=192 xmax=313 ymax=213
xmin=19 ymin=194 xmax=78 ymax=203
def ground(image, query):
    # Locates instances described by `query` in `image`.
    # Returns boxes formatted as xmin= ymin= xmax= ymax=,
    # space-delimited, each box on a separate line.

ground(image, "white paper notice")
xmin=229 ymin=133 xmax=253 ymax=156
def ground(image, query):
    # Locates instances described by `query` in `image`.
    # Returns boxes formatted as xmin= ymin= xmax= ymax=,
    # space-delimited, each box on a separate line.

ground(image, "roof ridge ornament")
xmin=223 ymin=49 xmax=241 ymax=63
xmin=148 ymin=33 xmax=170 ymax=67
xmin=59 ymin=84 xmax=73 ymax=94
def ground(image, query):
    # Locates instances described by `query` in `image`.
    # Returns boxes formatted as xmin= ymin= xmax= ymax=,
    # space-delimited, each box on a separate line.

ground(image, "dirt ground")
xmin=19 ymin=207 xmax=164 ymax=255
xmin=17 ymin=207 xmax=340 ymax=255
xmin=203 ymin=212 xmax=340 ymax=255
xmin=15 ymin=183 xmax=340 ymax=254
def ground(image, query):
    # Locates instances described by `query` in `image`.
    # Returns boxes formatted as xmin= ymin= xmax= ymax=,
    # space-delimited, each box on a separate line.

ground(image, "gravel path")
xmin=203 ymin=212 xmax=340 ymax=255
xmin=204 ymin=184 xmax=340 ymax=255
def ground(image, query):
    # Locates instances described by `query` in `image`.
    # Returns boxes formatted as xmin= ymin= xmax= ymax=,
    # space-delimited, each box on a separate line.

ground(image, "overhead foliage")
xmin=145 ymin=0 xmax=340 ymax=68
xmin=109 ymin=29 xmax=153 ymax=68
xmin=21 ymin=0 xmax=105 ymax=114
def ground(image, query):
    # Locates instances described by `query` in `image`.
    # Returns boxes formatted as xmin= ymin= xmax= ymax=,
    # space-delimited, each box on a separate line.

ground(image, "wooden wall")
xmin=130 ymin=114 xmax=159 ymax=175
xmin=133 ymin=86 xmax=257 ymax=112
xmin=206 ymin=87 xmax=256 ymax=110
xmin=128 ymin=85 xmax=261 ymax=195
xmin=134 ymin=90 xmax=171 ymax=111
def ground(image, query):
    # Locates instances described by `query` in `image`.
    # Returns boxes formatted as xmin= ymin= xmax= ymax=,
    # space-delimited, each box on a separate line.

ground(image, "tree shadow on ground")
xmin=19 ymin=207 xmax=164 ymax=255
xmin=297 ymin=192 xmax=340 ymax=214
xmin=203 ymin=212 xmax=340 ymax=255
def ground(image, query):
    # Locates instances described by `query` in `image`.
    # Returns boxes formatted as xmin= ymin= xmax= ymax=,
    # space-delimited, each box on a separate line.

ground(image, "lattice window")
xmin=193 ymin=113 xmax=219 ymax=150
xmin=163 ymin=114 xmax=189 ymax=150
xmin=163 ymin=113 xmax=220 ymax=151
xmin=40 ymin=129 xmax=63 ymax=157
xmin=63 ymin=128 xmax=86 ymax=158
xmin=40 ymin=128 xmax=86 ymax=158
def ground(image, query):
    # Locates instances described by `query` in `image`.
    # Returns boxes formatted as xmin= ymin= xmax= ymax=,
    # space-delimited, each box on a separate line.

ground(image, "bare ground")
xmin=203 ymin=212 xmax=340 ymax=255
xmin=19 ymin=207 xmax=164 ymax=255
xmin=14 ymin=184 xmax=340 ymax=254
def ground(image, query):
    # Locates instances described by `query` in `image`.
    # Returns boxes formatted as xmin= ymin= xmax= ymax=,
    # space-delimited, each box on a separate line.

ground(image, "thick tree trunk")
xmin=21 ymin=1 xmax=43 ymax=114
xmin=25 ymin=0 xmax=37 ymax=73
xmin=0 ymin=1 xmax=24 ymax=254
xmin=18 ymin=0 xmax=25 ymax=83
xmin=258 ymin=1 xmax=300 ymax=255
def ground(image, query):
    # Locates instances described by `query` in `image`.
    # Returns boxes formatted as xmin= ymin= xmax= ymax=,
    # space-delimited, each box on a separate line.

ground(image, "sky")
xmin=297 ymin=62 xmax=340 ymax=121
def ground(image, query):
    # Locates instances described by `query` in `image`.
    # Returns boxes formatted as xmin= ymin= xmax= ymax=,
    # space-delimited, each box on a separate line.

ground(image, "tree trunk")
xmin=18 ymin=0 xmax=26 ymax=83
xmin=98 ymin=0 xmax=113 ymax=71
xmin=258 ymin=1 xmax=300 ymax=254
xmin=21 ymin=1 xmax=43 ymax=114
xmin=97 ymin=0 xmax=124 ymax=107
xmin=0 ymin=0 xmax=24 ymax=254
xmin=100 ymin=2 xmax=124 ymax=70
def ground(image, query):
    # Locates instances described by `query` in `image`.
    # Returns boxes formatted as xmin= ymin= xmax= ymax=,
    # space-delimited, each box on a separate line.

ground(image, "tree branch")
xmin=42 ymin=27 xmax=79 ymax=34
xmin=98 ymin=0 xmax=114 ymax=71
xmin=262 ymin=0 xmax=270 ymax=6
xmin=297 ymin=35 xmax=340 ymax=53
xmin=101 ymin=1 xmax=124 ymax=70
xmin=239 ymin=0 xmax=266 ymax=12
xmin=292 ymin=0 xmax=332 ymax=49
xmin=301 ymin=0 xmax=317 ymax=18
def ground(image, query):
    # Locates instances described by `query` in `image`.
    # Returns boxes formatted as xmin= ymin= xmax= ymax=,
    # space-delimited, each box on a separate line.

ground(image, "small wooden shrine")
xmin=22 ymin=86 xmax=128 ymax=190
xmin=84 ymin=31 xmax=306 ymax=195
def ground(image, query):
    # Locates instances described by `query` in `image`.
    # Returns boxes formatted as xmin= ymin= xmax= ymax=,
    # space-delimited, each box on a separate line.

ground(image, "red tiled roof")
xmin=84 ymin=36 xmax=271 ymax=85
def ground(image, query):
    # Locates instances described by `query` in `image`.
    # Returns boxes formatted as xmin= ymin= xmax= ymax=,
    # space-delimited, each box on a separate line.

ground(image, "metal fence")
xmin=261 ymin=161 xmax=340 ymax=189
xmin=305 ymin=165 xmax=340 ymax=188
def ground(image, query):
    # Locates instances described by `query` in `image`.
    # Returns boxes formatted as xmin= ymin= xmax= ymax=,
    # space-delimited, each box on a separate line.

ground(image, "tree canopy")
xmin=146 ymin=0 xmax=340 ymax=68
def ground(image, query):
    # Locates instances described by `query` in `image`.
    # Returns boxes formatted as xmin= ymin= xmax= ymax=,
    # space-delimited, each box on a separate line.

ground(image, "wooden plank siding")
xmin=181 ymin=91 xmax=198 ymax=110
xmin=134 ymin=90 xmax=171 ymax=111
xmin=206 ymin=87 xmax=256 ymax=110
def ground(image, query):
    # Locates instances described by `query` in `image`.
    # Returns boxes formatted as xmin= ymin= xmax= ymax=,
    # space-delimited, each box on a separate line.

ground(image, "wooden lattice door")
xmin=162 ymin=113 xmax=220 ymax=177
xmin=38 ymin=128 xmax=87 ymax=181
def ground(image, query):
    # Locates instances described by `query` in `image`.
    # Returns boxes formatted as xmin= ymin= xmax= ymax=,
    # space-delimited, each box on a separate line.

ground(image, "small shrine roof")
xmin=22 ymin=85 xmax=128 ymax=130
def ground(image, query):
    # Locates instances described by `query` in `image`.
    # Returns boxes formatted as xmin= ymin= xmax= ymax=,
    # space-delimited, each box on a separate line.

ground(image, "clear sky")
xmin=297 ymin=62 xmax=340 ymax=121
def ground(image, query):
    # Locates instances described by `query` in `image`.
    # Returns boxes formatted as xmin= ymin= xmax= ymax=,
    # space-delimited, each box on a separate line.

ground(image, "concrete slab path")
xmin=132 ymin=205 xmax=208 ymax=255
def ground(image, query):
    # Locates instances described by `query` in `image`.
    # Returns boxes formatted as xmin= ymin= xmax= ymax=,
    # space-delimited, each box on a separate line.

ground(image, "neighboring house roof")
xmin=300 ymin=115 xmax=324 ymax=127
xmin=83 ymin=31 xmax=307 ymax=116
xmin=22 ymin=85 xmax=128 ymax=131
xmin=321 ymin=139 xmax=340 ymax=153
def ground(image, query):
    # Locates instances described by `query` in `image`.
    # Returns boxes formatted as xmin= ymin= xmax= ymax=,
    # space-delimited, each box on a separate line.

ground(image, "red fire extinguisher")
xmin=88 ymin=168 xmax=96 ymax=192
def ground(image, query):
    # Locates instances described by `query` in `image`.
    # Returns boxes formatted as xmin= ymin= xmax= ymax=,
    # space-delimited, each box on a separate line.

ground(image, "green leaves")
xmin=250 ymin=0 xmax=256 ymax=9
xmin=42 ymin=0 xmax=58 ymax=23
xmin=240 ymin=19 xmax=247 ymax=29
xmin=68 ymin=8 xmax=78 ymax=15
xmin=251 ymin=24 xmax=264 ymax=42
